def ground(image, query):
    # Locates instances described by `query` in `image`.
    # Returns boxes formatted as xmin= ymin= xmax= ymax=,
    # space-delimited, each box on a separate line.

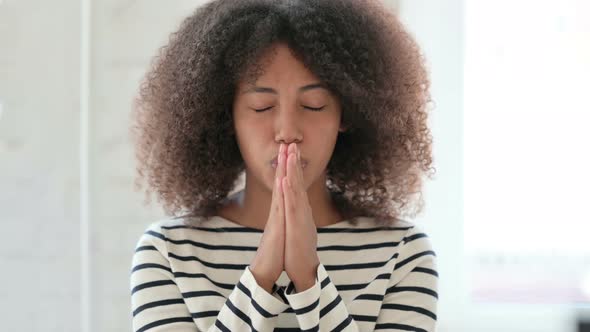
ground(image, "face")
xmin=232 ymin=43 xmax=344 ymax=193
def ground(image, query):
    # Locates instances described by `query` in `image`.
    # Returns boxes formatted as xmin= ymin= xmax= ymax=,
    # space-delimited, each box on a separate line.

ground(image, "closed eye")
xmin=304 ymin=106 xmax=326 ymax=112
xmin=253 ymin=106 xmax=326 ymax=112
xmin=253 ymin=106 xmax=273 ymax=113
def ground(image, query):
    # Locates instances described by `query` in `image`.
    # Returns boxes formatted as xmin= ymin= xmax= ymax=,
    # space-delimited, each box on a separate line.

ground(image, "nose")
xmin=274 ymin=106 xmax=303 ymax=144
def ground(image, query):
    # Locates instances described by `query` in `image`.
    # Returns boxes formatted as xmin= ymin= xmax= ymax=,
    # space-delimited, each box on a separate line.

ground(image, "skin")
xmin=218 ymin=42 xmax=348 ymax=291
xmin=220 ymin=42 xmax=347 ymax=231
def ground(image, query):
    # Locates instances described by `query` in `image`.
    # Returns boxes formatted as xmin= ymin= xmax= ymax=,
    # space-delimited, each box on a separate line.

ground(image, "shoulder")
xmin=138 ymin=217 xmax=189 ymax=238
xmin=389 ymin=220 xmax=437 ymax=277
xmin=392 ymin=220 xmax=436 ymax=256
xmin=362 ymin=217 xmax=431 ymax=241
xmin=133 ymin=216 xmax=209 ymax=252
xmin=401 ymin=221 xmax=434 ymax=249
xmin=365 ymin=217 xmax=436 ymax=266
xmin=142 ymin=215 xmax=212 ymax=233
xmin=373 ymin=218 xmax=434 ymax=248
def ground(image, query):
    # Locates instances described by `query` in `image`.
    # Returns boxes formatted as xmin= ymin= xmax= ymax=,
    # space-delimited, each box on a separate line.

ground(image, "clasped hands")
xmin=277 ymin=142 xmax=320 ymax=293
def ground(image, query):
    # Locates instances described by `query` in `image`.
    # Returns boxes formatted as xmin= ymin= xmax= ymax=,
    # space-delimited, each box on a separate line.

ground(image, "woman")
xmin=130 ymin=0 xmax=438 ymax=331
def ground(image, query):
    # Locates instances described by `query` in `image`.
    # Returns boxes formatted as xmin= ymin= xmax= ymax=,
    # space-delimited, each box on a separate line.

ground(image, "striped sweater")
xmin=130 ymin=216 xmax=438 ymax=331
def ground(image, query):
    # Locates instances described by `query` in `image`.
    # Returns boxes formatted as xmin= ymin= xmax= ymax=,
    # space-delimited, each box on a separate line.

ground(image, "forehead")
xmin=240 ymin=82 xmax=331 ymax=96
xmin=238 ymin=43 xmax=320 ymax=89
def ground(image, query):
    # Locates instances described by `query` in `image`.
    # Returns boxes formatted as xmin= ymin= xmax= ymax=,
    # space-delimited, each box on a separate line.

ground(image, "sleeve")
xmin=375 ymin=224 xmax=439 ymax=332
xmin=281 ymin=263 xmax=338 ymax=330
xmin=130 ymin=222 xmax=290 ymax=332
xmin=277 ymin=224 xmax=439 ymax=332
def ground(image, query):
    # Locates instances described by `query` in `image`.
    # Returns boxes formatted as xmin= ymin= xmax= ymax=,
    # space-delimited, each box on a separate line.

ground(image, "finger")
xmin=282 ymin=176 xmax=294 ymax=222
xmin=271 ymin=172 xmax=281 ymax=220
xmin=294 ymin=144 xmax=305 ymax=192
xmin=287 ymin=145 xmax=300 ymax=197
xmin=278 ymin=143 xmax=286 ymax=187
xmin=271 ymin=144 xmax=284 ymax=218
xmin=277 ymin=144 xmax=286 ymax=221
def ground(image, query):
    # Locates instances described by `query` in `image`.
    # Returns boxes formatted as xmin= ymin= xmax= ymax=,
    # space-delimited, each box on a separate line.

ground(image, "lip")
xmin=271 ymin=157 xmax=307 ymax=169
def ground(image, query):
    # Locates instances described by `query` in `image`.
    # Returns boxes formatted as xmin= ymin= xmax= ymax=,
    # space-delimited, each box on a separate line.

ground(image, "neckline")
xmin=211 ymin=215 xmax=356 ymax=232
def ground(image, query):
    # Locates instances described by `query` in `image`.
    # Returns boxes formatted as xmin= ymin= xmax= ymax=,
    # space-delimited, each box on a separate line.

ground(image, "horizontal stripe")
xmin=375 ymin=323 xmax=427 ymax=332
xmin=164 ymin=249 xmax=405 ymax=273
xmin=412 ymin=266 xmax=439 ymax=277
xmin=292 ymin=298 xmax=319 ymax=315
xmin=387 ymin=286 xmax=439 ymax=299
xmin=173 ymin=271 xmax=235 ymax=290
xmin=135 ymin=245 xmax=157 ymax=252
xmin=131 ymin=219 xmax=437 ymax=331
xmin=136 ymin=316 xmax=194 ymax=332
xmin=318 ymin=241 xmax=399 ymax=251
xmin=168 ymin=252 xmax=247 ymax=270
xmin=131 ymin=279 xmax=175 ymax=295
xmin=182 ymin=290 xmax=225 ymax=299
xmin=133 ymin=298 xmax=185 ymax=317
xmin=318 ymin=226 xmax=412 ymax=233
xmin=351 ymin=314 xmax=377 ymax=322
xmin=337 ymin=273 xmax=390 ymax=291
xmin=324 ymin=253 xmax=399 ymax=271
xmin=131 ymin=263 xmax=171 ymax=274
xmin=161 ymin=224 xmax=413 ymax=234
xmin=354 ymin=293 xmax=384 ymax=301
xmin=162 ymin=224 xmax=263 ymax=233
xmin=381 ymin=303 xmax=437 ymax=320
xmin=146 ymin=230 xmax=257 ymax=252
xmin=395 ymin=250 xmax=437 ymax=270
xmin=192 ymin=310 xmax=219 ymax=319
xmin=147 ymin=230 xmax=418 ymax=252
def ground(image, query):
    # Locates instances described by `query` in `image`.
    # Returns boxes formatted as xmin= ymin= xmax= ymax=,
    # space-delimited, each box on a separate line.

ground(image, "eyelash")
xmin=254 ymin=106 xmax=325 ymax=113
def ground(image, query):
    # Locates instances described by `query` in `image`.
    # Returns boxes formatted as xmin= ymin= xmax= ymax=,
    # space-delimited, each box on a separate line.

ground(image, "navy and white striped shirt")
xmin=130 ymin=216 xmax=438 ymax=331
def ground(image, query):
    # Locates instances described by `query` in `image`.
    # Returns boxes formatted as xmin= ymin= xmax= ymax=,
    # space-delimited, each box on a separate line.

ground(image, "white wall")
xmin=86 ymin=1 xmax=208 ymax=331
xmin=0 ymin=1 xmax=82 ymax=331
xmin=0 ymin=0 xmax=205 ymax=331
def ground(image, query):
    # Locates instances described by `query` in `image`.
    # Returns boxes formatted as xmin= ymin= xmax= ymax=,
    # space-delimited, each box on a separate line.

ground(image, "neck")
xmin=220 ymin=171 xmax=343 ymax=230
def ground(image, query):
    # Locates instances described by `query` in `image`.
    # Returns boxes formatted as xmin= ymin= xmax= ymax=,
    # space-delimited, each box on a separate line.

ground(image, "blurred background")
xmin=1 ymin=0 xmax=589 ymax=331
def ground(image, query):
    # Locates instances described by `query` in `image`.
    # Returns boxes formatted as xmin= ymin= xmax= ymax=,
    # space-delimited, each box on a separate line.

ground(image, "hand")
xmin=282 ymin=143 xmax=320 ymax=293
xmin=249 ymin=143 xmax=287 ymax=292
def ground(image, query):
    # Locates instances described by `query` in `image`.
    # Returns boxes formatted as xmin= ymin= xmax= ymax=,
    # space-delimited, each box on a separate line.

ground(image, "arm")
xmin=375 ymin=224 xmax=439 ymax=332
xmin=278 ymin=224 xmax=439 ymax=332
xmin=130 ymin=222 xmax=290 ymax=332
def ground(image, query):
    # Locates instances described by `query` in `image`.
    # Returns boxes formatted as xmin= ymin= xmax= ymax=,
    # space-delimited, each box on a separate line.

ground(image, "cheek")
xmin=308 ymin=118 xmax=341 ymax=161
xmin=233 ymin=117 xmax=271 ymax=164
xmin=311 ymin=114 xmax=341 ymax=139
xmin=235 ymin=117 xmax=268 ymax=144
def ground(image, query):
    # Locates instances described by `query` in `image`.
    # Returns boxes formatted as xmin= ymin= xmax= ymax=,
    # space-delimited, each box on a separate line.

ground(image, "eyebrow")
xmin=241 ymin=83 xmax=329 ymax=95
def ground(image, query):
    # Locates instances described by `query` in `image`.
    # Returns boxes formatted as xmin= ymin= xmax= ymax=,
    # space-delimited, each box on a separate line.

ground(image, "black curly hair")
xmin=130 ymin=0 xmax=435 ymax=227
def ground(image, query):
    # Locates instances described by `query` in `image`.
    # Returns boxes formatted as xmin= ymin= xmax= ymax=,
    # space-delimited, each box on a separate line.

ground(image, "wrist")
xmin=293 ymin=275 xmax=316 ymax=293
xmin=249 ymin=264 xmax=274 ymax=293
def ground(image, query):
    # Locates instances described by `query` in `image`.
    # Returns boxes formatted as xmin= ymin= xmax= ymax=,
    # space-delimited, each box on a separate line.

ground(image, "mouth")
xmin=271 ymin=157 xmax=307 ymax=169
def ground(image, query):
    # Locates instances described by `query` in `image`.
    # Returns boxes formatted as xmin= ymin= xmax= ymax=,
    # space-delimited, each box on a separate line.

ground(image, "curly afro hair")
xmin=130 ymin=0 xmax=435 ymax=227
